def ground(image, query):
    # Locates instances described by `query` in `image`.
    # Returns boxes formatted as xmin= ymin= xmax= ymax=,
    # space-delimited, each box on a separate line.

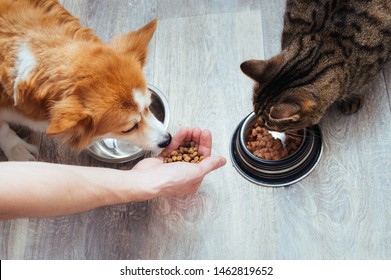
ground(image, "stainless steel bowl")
xmin=87 ymin=84 xmax=170 ymax=163
xmin=230 ymin=112 xmax=323 ymax=187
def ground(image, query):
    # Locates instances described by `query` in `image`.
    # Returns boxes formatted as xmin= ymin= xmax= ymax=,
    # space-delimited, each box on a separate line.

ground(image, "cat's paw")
xmin=338 ymin=94 xmax=364 ymax=115
xmin=6 ymin=141 xmax=38 ymax=161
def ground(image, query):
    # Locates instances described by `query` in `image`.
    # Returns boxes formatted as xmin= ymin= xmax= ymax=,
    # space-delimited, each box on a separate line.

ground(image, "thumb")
xmin=198 ymin=156 xmax=227 ymax=174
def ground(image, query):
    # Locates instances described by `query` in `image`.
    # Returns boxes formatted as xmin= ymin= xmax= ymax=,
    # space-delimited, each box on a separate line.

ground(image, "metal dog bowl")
xmin=87 ymin=84 xmax=170 ymax=163
xmin=230 ymin=112 xmax=323 ymax=187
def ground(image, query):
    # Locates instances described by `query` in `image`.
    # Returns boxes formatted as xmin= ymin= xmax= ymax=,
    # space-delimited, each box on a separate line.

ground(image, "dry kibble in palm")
xmin=161 ymin=141 xmax=204 ymax=164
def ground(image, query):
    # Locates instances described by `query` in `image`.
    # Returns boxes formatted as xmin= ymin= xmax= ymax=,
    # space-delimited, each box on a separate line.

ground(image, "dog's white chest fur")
xmin=13 ymin=42 xmax=37 ymax=104
xmin=0 ymin=42 xmax=48 ymax=131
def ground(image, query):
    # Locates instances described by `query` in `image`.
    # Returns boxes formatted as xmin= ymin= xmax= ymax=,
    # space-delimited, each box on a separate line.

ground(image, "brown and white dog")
xmin=0 ymin=0 xmax=171 ymax=161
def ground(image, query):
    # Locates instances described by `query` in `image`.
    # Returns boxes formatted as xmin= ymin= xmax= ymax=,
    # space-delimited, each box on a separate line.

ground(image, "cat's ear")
xmin=269 ymin=97 xmax=316 ymax=122
xmin=269 ymin=103 xmax=300 ymax=122
xmin=240 ymin=54 xmax=283 ymax=83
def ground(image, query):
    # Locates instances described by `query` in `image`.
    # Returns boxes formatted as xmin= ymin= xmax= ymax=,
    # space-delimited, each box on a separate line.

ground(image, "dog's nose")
xmin=158 ymin=133 xmax=172 ymax=148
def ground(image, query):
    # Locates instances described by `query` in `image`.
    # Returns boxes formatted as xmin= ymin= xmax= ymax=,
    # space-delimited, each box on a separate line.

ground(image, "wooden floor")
xmin=1 ymin=0 xmax=391 ymax=259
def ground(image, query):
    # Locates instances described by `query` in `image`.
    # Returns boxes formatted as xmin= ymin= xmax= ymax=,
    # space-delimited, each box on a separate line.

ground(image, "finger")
xmin=198 ymin=155 xmax=227 ymax=174
xmin=198 ymin=129 xmax=212 ymax=157
xmin=163 ymin=127 xmax=191 ymax=152
xmin=190 ymin=127 xmax=202 ymax=146
xmin=163 ymin=127 xmax=203 ymax=153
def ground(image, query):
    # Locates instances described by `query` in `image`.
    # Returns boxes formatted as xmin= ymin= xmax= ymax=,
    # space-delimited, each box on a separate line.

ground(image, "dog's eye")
xmin=121 ymin=123 xmax=138 ymax=134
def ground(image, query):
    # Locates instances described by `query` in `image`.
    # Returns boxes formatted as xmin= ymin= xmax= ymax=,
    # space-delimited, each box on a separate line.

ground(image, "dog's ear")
xmin=47 ymin=96 xmax=95 ymax=150
xmin=109 ymin=19 xmax=157 ymax=67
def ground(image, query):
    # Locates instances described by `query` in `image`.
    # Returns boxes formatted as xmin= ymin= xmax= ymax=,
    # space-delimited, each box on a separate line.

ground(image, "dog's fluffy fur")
xmin=0 ymin=0 xmax=171 ymax=160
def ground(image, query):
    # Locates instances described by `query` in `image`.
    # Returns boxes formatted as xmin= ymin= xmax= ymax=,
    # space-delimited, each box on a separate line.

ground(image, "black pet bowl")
xmin=230 ymin=112 xmax=323 ymax=187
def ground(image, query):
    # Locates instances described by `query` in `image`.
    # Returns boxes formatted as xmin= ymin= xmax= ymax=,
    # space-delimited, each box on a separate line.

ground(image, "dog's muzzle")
xmin=158 ymin=133 xmax=172 ymax=148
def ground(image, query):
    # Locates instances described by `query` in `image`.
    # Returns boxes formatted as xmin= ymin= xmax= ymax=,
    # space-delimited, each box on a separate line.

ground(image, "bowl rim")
xmin=87 ymin=83 xmax=170 ymax=163
xmin=239 ymin=112 xmax=306 ymax=164
xmin=148 ymin=84 xmax=170 ymax=129
xmin=230 ymin=113 xmax=323 ymax=187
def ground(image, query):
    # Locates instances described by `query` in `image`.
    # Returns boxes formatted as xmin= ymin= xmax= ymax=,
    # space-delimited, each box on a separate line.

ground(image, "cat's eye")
xmin=121 ymin=123 xmax=139 ymax=134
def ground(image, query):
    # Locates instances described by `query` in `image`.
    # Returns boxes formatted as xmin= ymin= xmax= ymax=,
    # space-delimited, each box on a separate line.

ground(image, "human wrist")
xmin=98 ymin=168 xmax=163 ymax=205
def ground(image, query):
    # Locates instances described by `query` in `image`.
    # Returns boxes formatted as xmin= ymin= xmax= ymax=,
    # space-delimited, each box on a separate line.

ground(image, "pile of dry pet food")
xmin=161 ymin=141 xmax=204 ymax=164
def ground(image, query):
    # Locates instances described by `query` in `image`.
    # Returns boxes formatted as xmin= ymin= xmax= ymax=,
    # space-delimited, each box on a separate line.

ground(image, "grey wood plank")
xmin=23 ymin=202 xmax=150 ymax=259
xmin=0 ymin=219 xmax=30 ymax=259
xmin=260 ymin=0 xmax=286 ymax=58
xmin=157 ymin=0 xmax=261 ymax=19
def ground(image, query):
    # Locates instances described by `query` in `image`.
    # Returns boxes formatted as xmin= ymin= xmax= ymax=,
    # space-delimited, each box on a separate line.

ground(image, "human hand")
xmin=132 ymin=128 xmax=226 ymax=197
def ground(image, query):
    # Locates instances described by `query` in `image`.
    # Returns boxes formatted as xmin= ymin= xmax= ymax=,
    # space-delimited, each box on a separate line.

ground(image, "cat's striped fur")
xmin=241 ymin=0 xmax=391 ymax=132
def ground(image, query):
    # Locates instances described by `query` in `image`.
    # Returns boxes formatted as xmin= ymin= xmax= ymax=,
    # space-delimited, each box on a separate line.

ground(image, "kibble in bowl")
xmin=246 ymin=123 xmax=302 ymax=161
xmin=230 ymin=112 xmax=323 ymax=187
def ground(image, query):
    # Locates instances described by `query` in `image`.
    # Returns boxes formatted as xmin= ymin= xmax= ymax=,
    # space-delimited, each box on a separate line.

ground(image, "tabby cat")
xmin=241 ymin=0 xmax=391 ymax=132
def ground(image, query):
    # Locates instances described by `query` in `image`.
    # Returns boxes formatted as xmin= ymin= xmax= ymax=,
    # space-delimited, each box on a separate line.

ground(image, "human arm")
xmin=0 ymin=128 xmax=226 ymax=219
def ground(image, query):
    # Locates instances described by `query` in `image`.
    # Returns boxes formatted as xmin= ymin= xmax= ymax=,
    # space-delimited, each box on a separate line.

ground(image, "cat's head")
xmin=241 ymin=54 xmax=328 ymax=132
